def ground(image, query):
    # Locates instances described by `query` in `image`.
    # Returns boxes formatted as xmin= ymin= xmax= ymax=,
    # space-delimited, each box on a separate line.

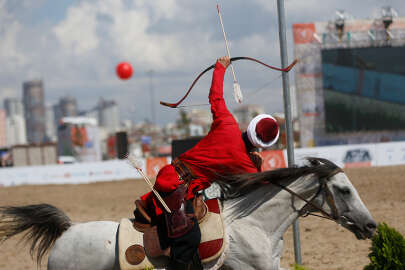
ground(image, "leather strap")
xmin=172 ymin=158 xmax=196 ymax=184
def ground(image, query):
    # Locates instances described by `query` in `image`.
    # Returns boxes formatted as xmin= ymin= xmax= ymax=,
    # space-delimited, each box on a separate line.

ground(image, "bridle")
xmin=270 ymin=168 xmax=343 ymax=221
xmin=160 ymin=57 xmax=298 ymax=108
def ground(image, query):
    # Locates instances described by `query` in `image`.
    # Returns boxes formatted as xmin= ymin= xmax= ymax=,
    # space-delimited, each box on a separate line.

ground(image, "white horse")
xmin=0 ymin=158 xmax=376 ymax=270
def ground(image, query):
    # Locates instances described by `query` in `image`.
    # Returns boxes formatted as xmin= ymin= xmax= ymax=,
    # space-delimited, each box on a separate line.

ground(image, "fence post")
xmin=276 ymin=0 xmax=302 ymax=264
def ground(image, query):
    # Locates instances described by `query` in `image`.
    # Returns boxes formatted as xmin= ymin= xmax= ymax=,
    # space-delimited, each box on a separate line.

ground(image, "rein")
xmin=270 ymin=168 xmax=343 ymax=221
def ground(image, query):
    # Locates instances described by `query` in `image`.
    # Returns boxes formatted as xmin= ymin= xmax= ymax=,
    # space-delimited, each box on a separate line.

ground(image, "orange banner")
xmin=146 ymin=157 xmax=169 ymax=178
xmin=260 ymin=150 xmax=286 ymax=171
xmin=293 ymin=23 xmax=316 ymax=44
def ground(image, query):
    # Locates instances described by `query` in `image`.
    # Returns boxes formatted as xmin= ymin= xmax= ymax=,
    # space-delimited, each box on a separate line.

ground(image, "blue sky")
xmin=0 ymin=0 xmax=404 ymax=125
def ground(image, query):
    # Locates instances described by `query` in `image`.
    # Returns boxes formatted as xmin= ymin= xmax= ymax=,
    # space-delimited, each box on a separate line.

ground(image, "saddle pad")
xmin=199 ymin=199 xmax=226 ymax=263
xmin=118 ymin=199 xmax=225 ymax=270
xmin=118 ymin=218 xmax=153 ymax=270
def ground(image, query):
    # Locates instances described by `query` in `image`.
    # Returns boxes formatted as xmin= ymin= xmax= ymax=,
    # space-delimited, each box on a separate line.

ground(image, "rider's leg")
xmin=167 ymin=199 xmax=203 ymax=270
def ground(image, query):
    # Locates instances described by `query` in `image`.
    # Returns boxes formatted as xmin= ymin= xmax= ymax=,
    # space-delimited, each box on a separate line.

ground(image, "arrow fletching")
xmin=233 ymin=82 xmax=243 ymax=103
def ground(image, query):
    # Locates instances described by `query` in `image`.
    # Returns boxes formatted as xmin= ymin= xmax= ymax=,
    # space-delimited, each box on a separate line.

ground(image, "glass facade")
xmin=322 ymin=46 xmax=405 ymax=133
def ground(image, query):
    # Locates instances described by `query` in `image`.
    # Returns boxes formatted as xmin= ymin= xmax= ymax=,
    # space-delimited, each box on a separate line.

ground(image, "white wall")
xmin=0 ymin=159 xmax=144 ymax=187
xmin=2 ymin=140 xmax=405 ymax=187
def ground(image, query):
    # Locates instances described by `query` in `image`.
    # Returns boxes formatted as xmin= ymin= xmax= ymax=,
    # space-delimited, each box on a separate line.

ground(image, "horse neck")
xmin=222 ymin=173 xmax=321 ymax=238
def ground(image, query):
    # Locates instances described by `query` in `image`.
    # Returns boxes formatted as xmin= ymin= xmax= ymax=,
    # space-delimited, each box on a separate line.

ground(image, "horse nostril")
xmin=366 ymin=222 xmax=377 ymax=231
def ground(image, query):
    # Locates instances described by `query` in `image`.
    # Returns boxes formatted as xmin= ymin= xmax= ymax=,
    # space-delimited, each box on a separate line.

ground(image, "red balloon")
xmin=116 ymin=62 xmax=133 ymax=80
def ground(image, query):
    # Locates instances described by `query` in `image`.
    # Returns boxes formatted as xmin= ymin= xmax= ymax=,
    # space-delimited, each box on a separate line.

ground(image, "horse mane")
xmin=216 ymin=157 xmax=342 ymax=199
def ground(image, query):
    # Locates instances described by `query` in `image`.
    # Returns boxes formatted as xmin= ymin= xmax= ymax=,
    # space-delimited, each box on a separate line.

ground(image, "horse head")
xmin=300 ymin=158 xmax=377 ymax=240
xmin=219 ymin=157 xmax=377 ymax=240
xmin=319 ymin=171 xmax=377 ymax=239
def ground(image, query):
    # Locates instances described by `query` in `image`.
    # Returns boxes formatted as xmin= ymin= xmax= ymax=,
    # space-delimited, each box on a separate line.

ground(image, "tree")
xmin=176 ymin=109 xmax=191 ymax=138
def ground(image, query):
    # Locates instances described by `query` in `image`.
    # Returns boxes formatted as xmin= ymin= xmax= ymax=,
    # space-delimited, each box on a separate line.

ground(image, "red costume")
xmin=141 ymin=62 xmax=259 ymax=215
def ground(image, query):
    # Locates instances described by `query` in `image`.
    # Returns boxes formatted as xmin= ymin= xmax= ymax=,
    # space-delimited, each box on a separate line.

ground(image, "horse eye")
xmin=338 ymin=187 xmax=351 ymax=196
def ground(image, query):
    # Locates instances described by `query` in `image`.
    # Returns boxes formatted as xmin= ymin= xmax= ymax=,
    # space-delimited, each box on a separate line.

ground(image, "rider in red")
xmin=139 ymin=56 xmax=280 ymax=269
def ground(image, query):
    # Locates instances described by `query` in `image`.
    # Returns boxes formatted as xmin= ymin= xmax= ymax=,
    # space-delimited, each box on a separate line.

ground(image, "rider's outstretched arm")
xmin=209 ymin=57 xmax=231 ymax=121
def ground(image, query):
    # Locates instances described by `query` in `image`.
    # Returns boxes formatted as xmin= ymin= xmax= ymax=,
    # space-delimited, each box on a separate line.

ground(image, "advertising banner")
xmin=261 ymin=150 xmax=286 ymax=171
xmin=71 ymin=125 xmax=101 ymax=162
xmin=58 ymin=117 xmax=101 ymax=162
xmin=146 ymin=157 xmax=170 ymax=178
xmin=294 ymin=143 xmax=377 ymax=168
xmin=375 ymin=141 xmax=405 ymax=166
xmin=293 ymin=23 xmax=316 ymax=44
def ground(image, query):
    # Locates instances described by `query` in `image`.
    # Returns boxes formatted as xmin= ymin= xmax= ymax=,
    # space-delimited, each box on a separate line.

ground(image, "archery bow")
xmin=160 ymin=57 xmax=298 ymax=108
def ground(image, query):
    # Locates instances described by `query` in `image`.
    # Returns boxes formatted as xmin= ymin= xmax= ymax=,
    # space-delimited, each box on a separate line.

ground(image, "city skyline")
xmin=1 ymin=1 xmax=403 ymax=125
xmin=0 ymin=78 xmax=123 ymax=147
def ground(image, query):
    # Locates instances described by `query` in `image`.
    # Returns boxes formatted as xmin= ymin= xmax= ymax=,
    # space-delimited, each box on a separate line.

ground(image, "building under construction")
xmin=293 ymin=8 xmax=405 ymax=147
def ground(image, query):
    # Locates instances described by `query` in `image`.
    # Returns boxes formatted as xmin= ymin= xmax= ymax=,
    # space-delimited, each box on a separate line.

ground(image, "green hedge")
xmin=364 ymin=223 xmax=405 ymax=270
xmin=295 ymin=264 xmax=311 ymax=270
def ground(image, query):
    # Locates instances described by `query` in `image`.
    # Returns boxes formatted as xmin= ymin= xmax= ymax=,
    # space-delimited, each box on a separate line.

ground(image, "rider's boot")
xmin=190 ymin=250 xmax=203 ymax=270
xmin=167 ymin=259 xmax=191 ymax=270
xmin=167 ymin=251 xmax=203 ymax=270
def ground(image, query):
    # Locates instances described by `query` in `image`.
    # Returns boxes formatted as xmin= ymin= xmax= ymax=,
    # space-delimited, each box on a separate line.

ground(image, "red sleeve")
xmin=209 ymin=62 xmax=232 ymax=120
xmin=140 ymin=191 xmax=164 ymax=216
xmin=140 ymin=191 xmax=153 ymax=202
xmin=186 ymin=178 xmax=211 ymax=200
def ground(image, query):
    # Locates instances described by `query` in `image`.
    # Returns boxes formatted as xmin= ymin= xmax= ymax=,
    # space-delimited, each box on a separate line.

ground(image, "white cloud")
xmin=0 ymin=2 xmax=26 ymax=71
xmin=53 ymin=2 xmax=99 ymax=55
xmin=52 ymin=0 xmax=191 ymax=71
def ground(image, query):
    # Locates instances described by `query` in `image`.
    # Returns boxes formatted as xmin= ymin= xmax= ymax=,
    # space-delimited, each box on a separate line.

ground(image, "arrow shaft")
xmin=127 ymin=156 xmax=172 ymax=213
xmin=217 ymin=4 xmax=237 ymax=82
xmin=137 ymin=168 xmax=172 ymax=213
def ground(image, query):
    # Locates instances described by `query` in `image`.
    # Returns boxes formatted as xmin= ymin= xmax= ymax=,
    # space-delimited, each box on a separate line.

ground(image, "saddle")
xmin=119 ymin=197 xmax=225 ymax=270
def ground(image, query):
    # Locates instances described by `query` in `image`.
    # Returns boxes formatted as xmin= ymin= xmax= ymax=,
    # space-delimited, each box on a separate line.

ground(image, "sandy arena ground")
xmin=0 ymin=165 xmax=404 ymax=270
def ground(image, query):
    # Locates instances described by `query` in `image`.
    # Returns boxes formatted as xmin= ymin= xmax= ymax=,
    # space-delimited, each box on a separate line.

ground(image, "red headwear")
xmin=153 ymin=164 xmax=181 ymax=193
xmin=247 ymin=114 xmax=280 ymax=148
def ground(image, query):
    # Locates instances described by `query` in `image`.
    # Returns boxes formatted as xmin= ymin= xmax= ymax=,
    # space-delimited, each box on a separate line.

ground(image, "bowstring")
xmin=174 ymin=73 xmax=283 ymax=109
xmin=177 ymin=103 xmax=209 ymax=108
xmin=242 ymin=73 xmax=283 ymax=103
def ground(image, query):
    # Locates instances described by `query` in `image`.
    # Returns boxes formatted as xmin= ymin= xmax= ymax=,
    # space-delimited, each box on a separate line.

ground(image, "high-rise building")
xmin=45 ymin=105 xmax=56 ymax=142
xmin=0 ymin=110 xmax=6 ymax=147
xmin=3 ymin=98 xmax=27 ymax=146
xmin=4 ymin=98 xmax=24 ymax=117
xmin=59 ymin=96 xmax=78 ymax=117
xmin=53 ymin=104 xmax=62 ymax=127
xmin=98 ymin=98 xmax=120 ymax=133
xmin=23 ymin=80 xmax=46 ymax=144
xmin=53 ymin=96 xmax=78 ymax=128
xmin=5 ymin=115 xmax=27 ymax=146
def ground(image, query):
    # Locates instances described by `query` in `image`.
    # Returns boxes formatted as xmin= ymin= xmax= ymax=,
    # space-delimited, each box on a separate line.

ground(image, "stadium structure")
xmin=293 ymin=8 xmax=405 ymax=147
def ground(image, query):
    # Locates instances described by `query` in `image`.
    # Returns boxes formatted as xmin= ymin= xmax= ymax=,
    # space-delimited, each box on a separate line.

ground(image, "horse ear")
xmin=307 ymin=157 xmax=321 ymax=166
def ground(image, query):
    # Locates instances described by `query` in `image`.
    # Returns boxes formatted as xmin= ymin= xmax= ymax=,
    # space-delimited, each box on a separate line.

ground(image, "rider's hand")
xmin=217 ymin=56 xmax=230 ymax=69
